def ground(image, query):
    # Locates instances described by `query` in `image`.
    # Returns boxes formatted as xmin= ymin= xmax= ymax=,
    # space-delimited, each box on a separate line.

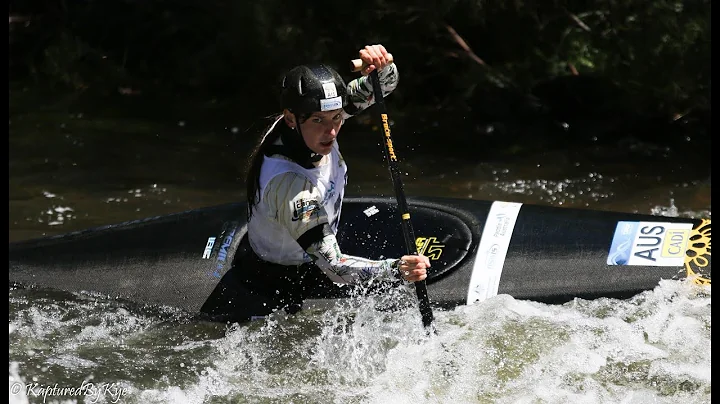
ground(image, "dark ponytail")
xmin=245 ymin=112 xmax=312 ymax=222
xmin=245 ymin=115 xmax=283 ymax=222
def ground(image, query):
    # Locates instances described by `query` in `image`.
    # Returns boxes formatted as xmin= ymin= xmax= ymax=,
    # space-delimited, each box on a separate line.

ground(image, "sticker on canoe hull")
xmin=416 ymin=236 xmax=445 ymax=260
xmin=607 ymin=221 xmax=692 ymax=267
xmin=202 ymin=237 xmax=216 ymax=259
xmin=685 ymin=219 xmax=711 ymax=286
xmin=466 ymin=201 xmax=523 ymax=305
xmin=363 ymin=205 xmax=380 ymax=217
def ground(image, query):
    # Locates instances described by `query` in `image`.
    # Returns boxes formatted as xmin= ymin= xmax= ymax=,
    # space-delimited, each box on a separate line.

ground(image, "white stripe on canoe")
xmin=466 ymin=201 xmax=523 ymax=305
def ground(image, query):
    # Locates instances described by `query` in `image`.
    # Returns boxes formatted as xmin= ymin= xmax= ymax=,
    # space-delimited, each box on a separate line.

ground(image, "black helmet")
xmin=281 ymin=64 xmax=348 ymax=114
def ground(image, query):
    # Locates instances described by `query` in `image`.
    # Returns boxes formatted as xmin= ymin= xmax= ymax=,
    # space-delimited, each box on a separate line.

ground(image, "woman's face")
xmin=284 ymin=109 xmax=344 ymax=156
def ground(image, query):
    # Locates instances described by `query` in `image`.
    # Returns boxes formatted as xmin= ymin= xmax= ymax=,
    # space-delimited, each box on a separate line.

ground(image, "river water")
xmin=8 ymin=91 xmax=711 ymax=403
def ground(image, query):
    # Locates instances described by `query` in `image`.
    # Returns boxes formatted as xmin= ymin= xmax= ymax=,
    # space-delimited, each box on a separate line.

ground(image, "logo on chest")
xmin=291 ymin=198 xmax=320 ymax=222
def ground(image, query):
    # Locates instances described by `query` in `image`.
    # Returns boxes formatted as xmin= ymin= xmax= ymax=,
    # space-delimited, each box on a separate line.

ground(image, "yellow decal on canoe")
xmin=416 ymin=236 xmax=445 ymax=260
xmin=685 ymin=218 xmax=711 ymax=286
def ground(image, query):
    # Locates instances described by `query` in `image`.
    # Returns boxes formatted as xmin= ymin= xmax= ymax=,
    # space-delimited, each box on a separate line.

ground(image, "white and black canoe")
xmin=8 ymin=196 xmax=712 ymax=320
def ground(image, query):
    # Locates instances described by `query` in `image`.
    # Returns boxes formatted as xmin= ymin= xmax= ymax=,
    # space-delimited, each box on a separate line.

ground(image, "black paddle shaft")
xmin=368 ymin=69 xmax=434 ymax=328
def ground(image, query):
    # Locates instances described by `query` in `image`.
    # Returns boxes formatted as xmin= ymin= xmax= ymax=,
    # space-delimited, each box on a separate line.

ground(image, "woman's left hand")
xmin=358 ymin=44 xmax=392 ymax=76
xmin=397 ymin=254 xmax=430 ymax=282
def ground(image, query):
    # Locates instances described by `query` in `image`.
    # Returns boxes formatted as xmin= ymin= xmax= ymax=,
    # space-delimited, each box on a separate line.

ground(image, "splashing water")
xmin=8 ymin=276 xmax=710 ymax=404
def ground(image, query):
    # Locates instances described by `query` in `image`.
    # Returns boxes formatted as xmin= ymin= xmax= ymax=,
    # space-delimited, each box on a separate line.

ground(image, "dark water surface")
xmin=9 ymin=91 xmax=710 ymax=243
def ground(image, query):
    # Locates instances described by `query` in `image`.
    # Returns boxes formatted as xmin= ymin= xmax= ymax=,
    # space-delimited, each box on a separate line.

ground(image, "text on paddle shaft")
xmin=381 ymin=114 xmax=397 ymax=161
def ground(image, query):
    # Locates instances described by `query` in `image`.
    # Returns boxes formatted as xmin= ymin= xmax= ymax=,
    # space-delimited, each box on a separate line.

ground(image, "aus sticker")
xmin=607 ymin=221 xmax=692 ymax=266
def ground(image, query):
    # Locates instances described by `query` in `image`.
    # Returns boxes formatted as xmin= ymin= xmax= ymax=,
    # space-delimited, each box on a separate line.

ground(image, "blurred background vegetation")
xmin=9 ymin=0 xmax=711 ymax=159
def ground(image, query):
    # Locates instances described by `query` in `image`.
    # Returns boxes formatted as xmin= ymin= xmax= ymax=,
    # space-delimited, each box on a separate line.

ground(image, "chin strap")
xmin=264 ymin=119 xmax=322 ymax=168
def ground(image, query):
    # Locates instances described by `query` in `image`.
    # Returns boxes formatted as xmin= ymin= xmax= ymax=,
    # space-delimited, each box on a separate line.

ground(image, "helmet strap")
xmin=292 ymin=118 xmax=324 ymax=164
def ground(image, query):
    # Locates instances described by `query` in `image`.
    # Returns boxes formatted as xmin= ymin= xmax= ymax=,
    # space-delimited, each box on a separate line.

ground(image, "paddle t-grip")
xmin=349 ymin=53 xmax=394 ymax=72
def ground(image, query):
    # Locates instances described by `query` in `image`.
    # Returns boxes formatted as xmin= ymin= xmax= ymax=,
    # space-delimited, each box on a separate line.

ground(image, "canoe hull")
xmin=9 ymin=197 xmax=711 ymax=320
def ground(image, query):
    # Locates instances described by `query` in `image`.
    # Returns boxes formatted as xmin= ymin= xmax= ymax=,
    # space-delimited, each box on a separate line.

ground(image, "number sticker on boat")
xmin=607 ymin=221 xmax=692 ymax=266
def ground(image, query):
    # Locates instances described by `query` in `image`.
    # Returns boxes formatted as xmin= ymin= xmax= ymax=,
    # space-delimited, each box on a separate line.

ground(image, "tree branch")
xmin=446 ymin=25 xmax=487 ymax=66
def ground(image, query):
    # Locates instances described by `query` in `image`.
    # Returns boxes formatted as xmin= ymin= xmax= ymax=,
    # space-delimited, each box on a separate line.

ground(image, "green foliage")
xmin=9 ymin=0 xmax=710 ymax=126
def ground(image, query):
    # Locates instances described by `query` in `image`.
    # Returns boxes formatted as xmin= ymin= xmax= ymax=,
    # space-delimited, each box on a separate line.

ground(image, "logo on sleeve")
xmin=291 ymin=199 xmax=320 ymax=222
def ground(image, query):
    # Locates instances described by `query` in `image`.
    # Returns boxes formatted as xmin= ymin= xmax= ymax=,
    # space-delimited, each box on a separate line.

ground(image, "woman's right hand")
xmin=396 ymin=254 xmax=430 ymax=282
xmin=357 ymin=44 xmax=392 ymax=76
